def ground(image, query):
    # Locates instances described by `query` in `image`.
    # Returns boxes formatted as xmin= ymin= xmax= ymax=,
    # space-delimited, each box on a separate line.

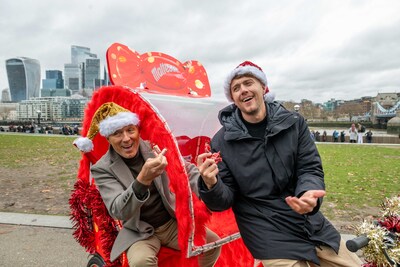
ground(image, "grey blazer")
xmin=91 ymin=139 xmax=200 ymax=262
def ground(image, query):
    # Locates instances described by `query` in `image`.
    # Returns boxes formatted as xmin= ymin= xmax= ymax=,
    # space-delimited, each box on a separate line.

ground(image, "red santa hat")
xmin=224 ymin=61 xmax=275 ymax=102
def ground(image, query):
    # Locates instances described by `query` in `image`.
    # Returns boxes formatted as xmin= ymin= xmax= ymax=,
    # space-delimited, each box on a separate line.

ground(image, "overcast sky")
xmin=1 ymin=0 xmax=399 ymax=103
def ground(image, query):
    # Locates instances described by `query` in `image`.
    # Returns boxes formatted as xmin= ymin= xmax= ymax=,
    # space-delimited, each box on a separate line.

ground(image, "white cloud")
xmin=1 ymin=0 xmax=399 ymax=103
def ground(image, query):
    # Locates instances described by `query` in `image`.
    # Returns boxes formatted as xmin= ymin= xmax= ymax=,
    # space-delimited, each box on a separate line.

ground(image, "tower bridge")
xmin=371 ymin=100 xmax=400 ymax=126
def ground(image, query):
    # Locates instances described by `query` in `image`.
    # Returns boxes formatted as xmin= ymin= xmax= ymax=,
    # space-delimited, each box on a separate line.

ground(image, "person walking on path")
xmin=197 ymin=61 xmax=362 ymax=267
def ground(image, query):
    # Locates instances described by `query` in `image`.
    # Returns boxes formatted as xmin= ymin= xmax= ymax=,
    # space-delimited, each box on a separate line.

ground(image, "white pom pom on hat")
xmin=73 ymin=102 xmax=140 ymax=153
xmin=224 ymin=61 xmax=274 ymax=102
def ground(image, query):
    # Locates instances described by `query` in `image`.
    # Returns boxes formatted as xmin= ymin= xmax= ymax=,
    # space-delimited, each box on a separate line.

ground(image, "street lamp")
xmin=294 ymin=104 xmax=300 ymax=112
xmin=37 ymin=110 xmax=41 ymax=125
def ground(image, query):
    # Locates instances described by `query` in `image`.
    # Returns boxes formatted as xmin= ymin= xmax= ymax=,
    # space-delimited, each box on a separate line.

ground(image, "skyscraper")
xmin=66 ymin=45 xmax=98 ymax=90
xmin=42 ymin=70 xmax=64 ymax=89
xmin=103 ymin=66 xmax=110 ymax=86
xmin=6 ymin=57 xmax=41 ymax=102
xmin=84 ymin=58 xmax=100 ymax=89
xmin=1 ymin=88 xmax=11 ymax=102
xmin=71 ymin=45 xmax=97 ymax=65
xmin=64 ymin=63 xmax=82 ymax=91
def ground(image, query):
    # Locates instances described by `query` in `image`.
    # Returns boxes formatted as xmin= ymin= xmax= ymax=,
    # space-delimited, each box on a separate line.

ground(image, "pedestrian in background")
xmin=349 ymin=123 xmax=358 ymax=143
xmin=365 ymin=129 xmax=373 ymax=143
xmin=357 ymin=123 xmax=365 ymax=144
xmin=340 ymin=131 xmax=346 ymax=142
xmin=332 ymin=130 xmax=339 ymax=142
xmin=315 ymin=131 xmax=321 ymax=142
xmin=322 ymin=130 xmax=327 ymax=142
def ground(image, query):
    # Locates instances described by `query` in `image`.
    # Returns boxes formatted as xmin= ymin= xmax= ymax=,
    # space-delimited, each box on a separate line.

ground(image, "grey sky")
xmin=1 ymin=0 xmax=399 ymax=103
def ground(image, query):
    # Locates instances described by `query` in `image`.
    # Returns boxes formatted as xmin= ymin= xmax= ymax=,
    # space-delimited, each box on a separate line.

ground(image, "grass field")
xmin=317 ymin=144 xmax=400 ymax=219
xmin=0 ymin=133 xmax=399 ymax=222
xmin=0 ymin=134 xmax=79 ymax=179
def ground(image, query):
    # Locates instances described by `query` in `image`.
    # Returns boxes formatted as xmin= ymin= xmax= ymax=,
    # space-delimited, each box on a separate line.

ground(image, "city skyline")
xmin=1 ymin=51 xmax=398 ymax=105
xmin=1 ymin=1 xmax=400 ymax=103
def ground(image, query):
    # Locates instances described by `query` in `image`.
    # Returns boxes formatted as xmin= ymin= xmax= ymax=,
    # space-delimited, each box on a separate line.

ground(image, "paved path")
xmin=0 ymin=212 xmax=362 ymax=266
xmin=0 ymin=212 xmax=89 ymax=267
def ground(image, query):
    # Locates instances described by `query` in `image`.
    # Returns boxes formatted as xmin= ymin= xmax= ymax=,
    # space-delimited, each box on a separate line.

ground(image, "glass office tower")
xmin=42 ymin=70 xmax=64 ymax=89
xmin=6 ymin=57 xmax=41 ymax=102
xmin=67 ymin=45 xmax=98 ymax=90
xmin=84 ymin=58 xmax=100 ymax=89
xmin=71 ymin=45 xmax=97 ymax=65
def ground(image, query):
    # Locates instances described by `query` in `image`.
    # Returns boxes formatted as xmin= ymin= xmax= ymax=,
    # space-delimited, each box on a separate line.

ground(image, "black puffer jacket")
xmin=199 ymin=101 xmax=340 ymax=265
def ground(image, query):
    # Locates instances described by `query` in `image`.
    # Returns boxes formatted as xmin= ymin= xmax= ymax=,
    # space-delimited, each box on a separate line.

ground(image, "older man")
xmin=75 ymin=102 xmax=220 ymax=267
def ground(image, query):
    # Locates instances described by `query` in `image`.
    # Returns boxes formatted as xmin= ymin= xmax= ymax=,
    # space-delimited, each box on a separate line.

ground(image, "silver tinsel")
xmin=354 ymin=195 xmax=400 ymax=266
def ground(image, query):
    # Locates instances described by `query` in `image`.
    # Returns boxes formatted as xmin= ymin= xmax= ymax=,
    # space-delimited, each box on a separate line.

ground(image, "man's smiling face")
xmin=230 ymin=76 xmax=266 ymax=122
xmin=107 ymin=124 xmax=140 ymax=159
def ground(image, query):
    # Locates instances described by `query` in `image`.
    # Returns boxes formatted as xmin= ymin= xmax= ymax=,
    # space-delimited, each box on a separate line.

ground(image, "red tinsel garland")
xmin=69 ymin=176 xmax=95 ymax=254
xmin=69 ymin=155 xmax=122 ymax=266
xmin=379 ymin=216 xmax=400 ymax=233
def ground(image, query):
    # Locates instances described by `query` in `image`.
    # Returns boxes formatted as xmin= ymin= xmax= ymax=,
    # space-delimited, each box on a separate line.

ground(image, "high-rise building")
xmin=1 ymin=88 xmax=11 ymax=102
xmin=64 ymin=63 xmax=82 ymax=91
xmin=71 ymin=45 xmax=97 ymax=65
xmin=6 ymin=57 xmax=41 ymax=102
xmin=66 ymin=45 xmax=98 ymax=90
xmin=103 ymin=66 xmax=110 ymax=86
xmin=41 ymin=70 xmax=70 ymax=97
xmin=84 ymin=58 xmax=100 ymax=89
xmin=42 ymin=70 xmax=64 ymax=89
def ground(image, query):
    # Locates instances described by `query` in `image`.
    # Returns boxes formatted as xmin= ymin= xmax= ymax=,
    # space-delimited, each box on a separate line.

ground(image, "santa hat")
xmin=224 ymin=61 xmax=275 ymax=102
xmin=73 ymin=102 xmax=140 ymax=153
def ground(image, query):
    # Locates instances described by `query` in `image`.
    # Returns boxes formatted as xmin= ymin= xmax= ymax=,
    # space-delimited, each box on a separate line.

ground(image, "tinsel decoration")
xmin=69 ymin=176 xmax=96 ymax=254
xmin=86 ymin=179 xmax=123 ymax=267
xmin=355 ymin=195 xmax=400 ymax=266
xmin=381 ymin=196 xmax=400 ymax=218
xmin=69 ymin=155 xmax=123 ymax=266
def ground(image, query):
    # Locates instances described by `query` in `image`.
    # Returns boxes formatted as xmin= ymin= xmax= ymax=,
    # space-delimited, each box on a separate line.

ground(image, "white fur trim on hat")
xmin=224 ymin=65 xmax=268 ymax=102
xmin=99 ymin=112 xmax=140 ymax=137
xmin=73 ymin=137 xmax=94 ymax=153
xmin=264 ymin=91 xmax=276 ymax=102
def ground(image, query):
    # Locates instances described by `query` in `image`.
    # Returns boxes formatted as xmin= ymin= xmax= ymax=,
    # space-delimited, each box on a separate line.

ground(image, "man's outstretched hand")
xmin=285 ymin=190 xmax=326 ymax=215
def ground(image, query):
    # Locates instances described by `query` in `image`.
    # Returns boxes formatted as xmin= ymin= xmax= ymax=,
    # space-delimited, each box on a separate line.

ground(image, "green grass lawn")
xmin=0 ymin=133 xmax=399 ymax=221
xmin=317 ymin=144 xmax=400 ymax=220
xmin=0 ymin=134 xmax=79 ymax=180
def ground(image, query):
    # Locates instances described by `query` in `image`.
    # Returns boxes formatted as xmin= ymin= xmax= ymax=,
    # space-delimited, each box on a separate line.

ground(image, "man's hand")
xmin=285 ymin=190 xmax=326 ymax=215
xmin=197 ymin=152 xmax=218 ymax=190
xmin=137 ymin=148 xmax=167 ymax=186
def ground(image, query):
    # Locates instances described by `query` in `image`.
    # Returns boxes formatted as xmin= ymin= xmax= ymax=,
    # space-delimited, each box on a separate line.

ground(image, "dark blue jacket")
xmin=199 ymin=101 xmax=340 ymax=264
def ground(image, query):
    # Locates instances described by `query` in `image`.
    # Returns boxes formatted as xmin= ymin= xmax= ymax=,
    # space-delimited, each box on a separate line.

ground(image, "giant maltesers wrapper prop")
xmin=107 ymin=43 xmax=211 ymax=98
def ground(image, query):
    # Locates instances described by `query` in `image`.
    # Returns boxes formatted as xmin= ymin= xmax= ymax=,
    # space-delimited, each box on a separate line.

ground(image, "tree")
xmin=0 ymin=107 xmax=13 ymax=121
